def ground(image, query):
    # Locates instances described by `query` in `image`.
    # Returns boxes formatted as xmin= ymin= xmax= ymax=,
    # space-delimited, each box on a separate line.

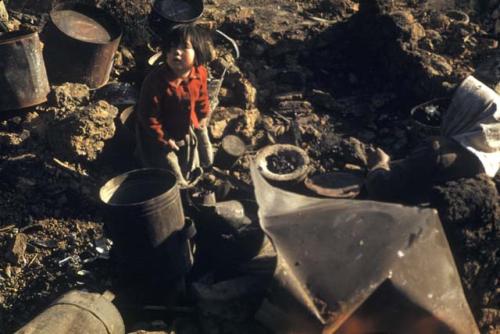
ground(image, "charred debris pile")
xmin=0 ymin=0 xmax=499 ymax=333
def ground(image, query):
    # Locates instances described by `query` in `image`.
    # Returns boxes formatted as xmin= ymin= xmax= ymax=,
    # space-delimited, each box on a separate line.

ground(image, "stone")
xmin=276 ymin=100 xmax=313 ymax=115
xmin=339 ymin=137 xmax=369 ymax=167
xmin=221 ymin=7 xmax=256 ymax=37
xmin=233 ymin=77 xmax=257 ymax=109
xmin=51 ymin=83 xmax=90 ymax=109
xmin=47 ymin=101 xmax=118 ymax=162
xmin=6 ymin=233 xmax=28 ymax=265
xmin=391 ymin=11 xmax=426 ymax=41
xmin=233 ymin=108 xmax=260 ymax=140
xmin=0 ymin=0 xmax=8 ymax=22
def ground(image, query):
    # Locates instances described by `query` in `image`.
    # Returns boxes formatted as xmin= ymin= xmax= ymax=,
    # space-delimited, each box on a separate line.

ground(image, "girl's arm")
xmin=137 ymin=71 xmax=171 ymax=147
xmin=195 ymin=66 xmax=211 ymax=127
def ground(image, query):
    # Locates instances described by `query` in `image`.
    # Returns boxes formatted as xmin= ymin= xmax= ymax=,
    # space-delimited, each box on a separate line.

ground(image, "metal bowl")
xmin=255 ymin=144 xmax=310 ymax=184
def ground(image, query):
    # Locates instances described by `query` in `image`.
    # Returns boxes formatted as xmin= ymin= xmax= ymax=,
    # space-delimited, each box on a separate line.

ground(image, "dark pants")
xmin=366 ymin=136 xmax=485 ymax=202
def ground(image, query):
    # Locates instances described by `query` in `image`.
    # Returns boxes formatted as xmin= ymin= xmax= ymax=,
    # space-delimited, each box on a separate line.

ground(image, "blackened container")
xmin=99 ymin=168 xmax=194 ymax=303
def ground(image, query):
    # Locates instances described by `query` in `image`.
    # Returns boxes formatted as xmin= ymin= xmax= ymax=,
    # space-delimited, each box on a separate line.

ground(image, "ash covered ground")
xmin=0 ymin=0 xmax=499 ymax=333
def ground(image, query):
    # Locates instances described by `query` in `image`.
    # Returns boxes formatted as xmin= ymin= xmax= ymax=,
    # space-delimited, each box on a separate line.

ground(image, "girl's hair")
xmin=161 ymin=23 xmax=213 ymax=65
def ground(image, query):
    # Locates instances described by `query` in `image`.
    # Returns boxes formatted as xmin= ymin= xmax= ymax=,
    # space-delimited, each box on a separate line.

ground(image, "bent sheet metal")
xmin=250 ymin=165 xmax=478 ymax=334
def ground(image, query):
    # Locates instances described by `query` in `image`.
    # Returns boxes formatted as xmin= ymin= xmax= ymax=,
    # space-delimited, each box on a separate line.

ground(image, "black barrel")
xmin=42 ymin=3 xmax=122 ymax=88
xmin=99 ymin=168 xmax=193 ymax=303
xmin=0 ymin=31 xmax=50 ymax=111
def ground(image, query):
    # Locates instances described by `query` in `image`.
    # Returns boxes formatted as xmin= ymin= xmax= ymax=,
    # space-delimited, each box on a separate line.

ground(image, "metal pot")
xmin=255 ymin=144 xmax=310 ymax=186
xmin=0 ymin=30 xmax=50 ymax=111
xmin=42 ymin=3 xmax=122 ymax=88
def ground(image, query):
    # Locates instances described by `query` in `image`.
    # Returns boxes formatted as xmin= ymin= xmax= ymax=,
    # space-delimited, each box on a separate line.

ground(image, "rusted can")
xmin=41 ymin=3 xmax=122 ymax=88
xmin=15 ymin=290 xmax=125 ymax=334
xmin=0 ymin=31 xmax=50 ymax=111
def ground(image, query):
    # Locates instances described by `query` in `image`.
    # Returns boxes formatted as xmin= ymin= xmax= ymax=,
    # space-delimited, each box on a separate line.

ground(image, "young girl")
xmin=136 ymin=23 xmax=213 ymax=187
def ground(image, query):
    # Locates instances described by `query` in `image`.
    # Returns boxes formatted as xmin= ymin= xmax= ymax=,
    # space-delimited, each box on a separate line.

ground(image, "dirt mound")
xmin=431 ymin=175 xmax=500 ymax=332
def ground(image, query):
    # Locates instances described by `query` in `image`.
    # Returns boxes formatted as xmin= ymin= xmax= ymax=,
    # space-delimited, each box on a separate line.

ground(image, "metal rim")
xmin=152 ymin=0 xmax=204 ymax=23
xmin=255 ymin=144 xmax=310 ymax=182
xmin=99 ymin=168 xmax=178 ymax=207
xmin=49 ymin=3 xmax=122 ymax=45
xmin=409 ymin=97 xmax=449 ymax=129
xmin=0 ymin=30 xmax=39 ymax=45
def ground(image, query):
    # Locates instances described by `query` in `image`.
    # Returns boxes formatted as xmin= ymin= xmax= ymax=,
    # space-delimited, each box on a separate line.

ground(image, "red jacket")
xmin=137 ymin=64 xmax=210 ymax=142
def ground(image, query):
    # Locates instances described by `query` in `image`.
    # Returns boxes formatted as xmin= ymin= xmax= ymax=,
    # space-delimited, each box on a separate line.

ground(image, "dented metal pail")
xmin=42 ymin=3 xmax=122 ymax=88
xmin=0 ymin=31 xmax=50 ymax=111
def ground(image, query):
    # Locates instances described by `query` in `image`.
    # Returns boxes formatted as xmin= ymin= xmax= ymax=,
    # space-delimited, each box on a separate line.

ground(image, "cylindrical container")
xmin=148 ymin=0 xmax=204 ymax=37
xmin=255 ymin=144 xmax=310 ymax=189
xmin=99 ymin=168 xmax=193 ymax=303
xmin=214 ymin=135 xmax=246 ymax=170
xmin=409 ymin=97 xmax=449 ymax=140
xmin=15 ymin=290 xmax=125 ymax=334
xmin=0 ymin=31 xmax=50 ymax=111
xmin=42 ymin=3 xmax=122 ymax=88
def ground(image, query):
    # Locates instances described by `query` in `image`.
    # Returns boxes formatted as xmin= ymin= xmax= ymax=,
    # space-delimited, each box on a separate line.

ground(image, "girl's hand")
xmin=167 ymin=139 xmax=180 ymax=151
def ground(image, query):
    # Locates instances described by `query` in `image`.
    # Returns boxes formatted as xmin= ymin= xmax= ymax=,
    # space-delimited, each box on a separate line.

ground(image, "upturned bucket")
xmin=0 ymin=31 xmax=50 ymax=111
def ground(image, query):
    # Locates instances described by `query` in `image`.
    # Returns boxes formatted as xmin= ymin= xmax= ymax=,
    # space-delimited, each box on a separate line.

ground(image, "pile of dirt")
xmin=431 ymin=175 xmax=500 ymax=332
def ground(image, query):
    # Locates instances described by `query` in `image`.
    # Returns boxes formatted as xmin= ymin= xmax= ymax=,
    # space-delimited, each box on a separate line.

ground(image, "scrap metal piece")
xmin=251 ymin=165 xmax=479 ymax=334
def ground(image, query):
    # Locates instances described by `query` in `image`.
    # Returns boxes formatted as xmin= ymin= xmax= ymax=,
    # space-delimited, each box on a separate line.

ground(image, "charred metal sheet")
xmin=251 ymin=165 xmax=479 ymax=334
xmin=0 ymin=31 xmax=50 ymax=111
xmin=42 ymin=3 xmax=122 ymax=89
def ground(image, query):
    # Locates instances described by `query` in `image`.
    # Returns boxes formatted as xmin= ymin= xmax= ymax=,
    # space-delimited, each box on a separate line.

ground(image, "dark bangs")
xmin=161 ymin=23 xmax=213 ymax=65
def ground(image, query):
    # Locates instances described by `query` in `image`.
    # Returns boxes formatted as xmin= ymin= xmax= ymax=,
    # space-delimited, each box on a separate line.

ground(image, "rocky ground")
xmin=0 ymin=0 xmax=499 ymax=333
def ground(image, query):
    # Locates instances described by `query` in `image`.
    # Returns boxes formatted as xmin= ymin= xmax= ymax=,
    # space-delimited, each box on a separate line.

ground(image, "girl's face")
xmin=166 ymin=38 xmax=196 ymax=76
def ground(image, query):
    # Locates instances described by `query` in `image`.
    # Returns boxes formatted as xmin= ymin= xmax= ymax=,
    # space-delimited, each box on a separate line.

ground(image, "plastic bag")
xmin=251 ymin=165 xmax=478 ymax=334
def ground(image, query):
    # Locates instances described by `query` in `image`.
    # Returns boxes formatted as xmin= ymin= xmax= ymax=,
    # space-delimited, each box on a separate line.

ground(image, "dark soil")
xmin=431 ymin=175 xmax=500 ymax=332
xmin=266 ymin=153 xmax=299 ymax=174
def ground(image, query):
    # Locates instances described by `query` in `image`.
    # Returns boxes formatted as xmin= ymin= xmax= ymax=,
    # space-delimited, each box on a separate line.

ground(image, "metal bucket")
xmin=15 ymin=290 xmax=125 ymax=334
xmin=409 ymin=97 xmax=450 ymax=139
xmin=148 ymin=0 xmax=204 ymax=37
xmin=42 ymin=3 xmax=122 ymax=88
xmin=99 ymin=168 xmax=194 ymax=303
xmin=0 ymin=31 xmax=50 ymax=111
